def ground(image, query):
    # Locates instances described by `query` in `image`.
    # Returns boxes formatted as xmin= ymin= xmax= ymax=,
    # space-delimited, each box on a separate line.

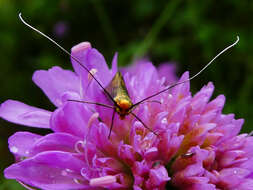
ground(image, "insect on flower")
xmin=18 ymin=13 xmax=239 ymax=139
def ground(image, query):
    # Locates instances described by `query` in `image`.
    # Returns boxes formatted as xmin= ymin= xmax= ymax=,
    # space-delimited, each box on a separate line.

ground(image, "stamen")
xmin=81 ymin=112 xmax=100 ymax=167
xmin=88 ymin=112 xmax=99 ymax=129
xmin=73 ymin=178 xmax=81 ymax=184
xmin=74 ymin=140 xmax=85 ymax=154
xmin=76 ymin=112 xmax=99 ymax=155
xmin=90 ymin=175 xmax=117 ymax=186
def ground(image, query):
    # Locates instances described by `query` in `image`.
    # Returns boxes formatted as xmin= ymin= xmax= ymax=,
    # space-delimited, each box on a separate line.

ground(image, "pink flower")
xmin=1 ymin=42 xmax=252 ymax=190
xmin=53 ymin=21 xmax=68 ymax=38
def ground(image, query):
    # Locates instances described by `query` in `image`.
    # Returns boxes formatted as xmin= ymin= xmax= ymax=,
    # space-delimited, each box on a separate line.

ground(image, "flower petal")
xmin=4 ymin=151 xmax=90 ymax=190
xmin=8 ymin=132 xmax=42 ymax=159
xmin=51 ymin=102 xmax=94 ymax=137
xmin=123 ymin=61 xmax=160 ymax=102
xmin=217 ymin=167 xmax=251 ymax=188
xmin=171 ymin=71 xmax=190 ymax=98
xmin=157 ymin=62 xmax=177 ymax=85
xmin=0 ymin=100 xmax=51 ymax=128
xmin=90 ymin=122 xmax=118 ymax=157
xmin=71 ymin=42 xmax=112 ymax=87
xmin=32 ymin=66 xmax=80 ymax=107
xmin=30 ymin=133 xmax=81 ymax=155
xmin=235 ymin=179 xmax=253 ymax=190
xmin=145 ymin=165 xmax=170 ymax=189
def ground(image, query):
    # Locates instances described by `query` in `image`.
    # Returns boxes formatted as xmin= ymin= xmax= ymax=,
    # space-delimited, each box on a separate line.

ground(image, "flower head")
xmin=1 ymin=42 xmax=252 ymax=190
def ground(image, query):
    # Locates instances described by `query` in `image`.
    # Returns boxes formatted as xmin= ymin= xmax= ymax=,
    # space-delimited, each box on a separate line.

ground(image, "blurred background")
xmin=0 ymin=0 xmax=252 ymax=189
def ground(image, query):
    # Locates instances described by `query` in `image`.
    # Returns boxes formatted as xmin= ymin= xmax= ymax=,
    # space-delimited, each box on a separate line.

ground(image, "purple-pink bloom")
xmin=1 ymin=42 xmax=252 ymax=190
xmin=53 ymin=21 xmax=68 ymax=38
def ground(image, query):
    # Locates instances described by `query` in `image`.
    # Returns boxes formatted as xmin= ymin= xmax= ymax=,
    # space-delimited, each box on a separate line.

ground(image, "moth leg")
xmin=108 ymin=109 xmax=116 ymax=139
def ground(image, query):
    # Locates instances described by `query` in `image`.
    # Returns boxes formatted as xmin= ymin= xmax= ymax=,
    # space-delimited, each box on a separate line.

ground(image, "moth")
xmin=19 ymin=13 xmax=239 ymax=139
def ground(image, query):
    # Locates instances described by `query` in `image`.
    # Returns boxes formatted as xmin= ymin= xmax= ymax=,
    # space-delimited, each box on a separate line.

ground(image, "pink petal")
xmin=171 ymin=71 xmax=190 ymax=98
xmin=235 ymin=179 xmax=253 ymax=190
xmin=32 ymin=66 xmax=80 ymax=107
xmin=71 ymin=42 xmax=112 ymax=87
xmin=186 ymin=183 xmax=216 ymax=190
xmin=118 ymin=142 xmax=136 ymax=166
xmin=90 ymin=122 xmax=118 ymax=157
xmin=123 ymin=61 xmax=160 ymax=102
xmin=95 ymin=157 xmax=125 ymax=173
xmin=144 ymin=147 xmax=158 ymax=160
xmin=30 ymin=133 xmax=81 ymax=155
xmin=191 ymin=82 xmax=214 ymax=115
xmin=51 ymin=102 xmax=94 ymax=137
xmin=0 ymin=100 xmax=51 ymax=128
xmin=205 ymin=95 xmax=225 ymax=113
xmin=146 ymin=165 xmax=170 ymax=188
xmin=157 ymin=62 xmax=177 ymax=84
xmin=218 ymin=167 xmax=251 ymax=188
xmin=90 ymin=175 xmax=116 ymax=186
xmin=4 ymin=151 xmax=89 ymax=190
xmin=8 ymin=132 xmax=42 ymax=158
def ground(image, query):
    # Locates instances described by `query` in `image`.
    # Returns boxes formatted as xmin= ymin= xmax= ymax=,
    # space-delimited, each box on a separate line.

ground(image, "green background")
xmin=0 ymin=0 xmax=252 ymax=189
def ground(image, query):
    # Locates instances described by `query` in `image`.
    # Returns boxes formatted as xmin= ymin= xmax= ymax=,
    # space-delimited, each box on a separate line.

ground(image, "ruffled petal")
xmin=0 ymin=100 xmax=51 ymax=128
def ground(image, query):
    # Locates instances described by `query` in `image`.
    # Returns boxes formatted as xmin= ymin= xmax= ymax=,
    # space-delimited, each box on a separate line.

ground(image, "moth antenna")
xmin=187 ymin=36 xmax=239 ymax=82
xmin=18 ymin=13 xmax=115 ymax=104
xmin=132 ymin=36 xmax=240 ymax=108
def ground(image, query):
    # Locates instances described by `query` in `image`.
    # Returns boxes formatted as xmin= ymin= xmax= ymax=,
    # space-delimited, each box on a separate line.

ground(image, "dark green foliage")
xmin=0 ymin=0 xmax=252 ymax=187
